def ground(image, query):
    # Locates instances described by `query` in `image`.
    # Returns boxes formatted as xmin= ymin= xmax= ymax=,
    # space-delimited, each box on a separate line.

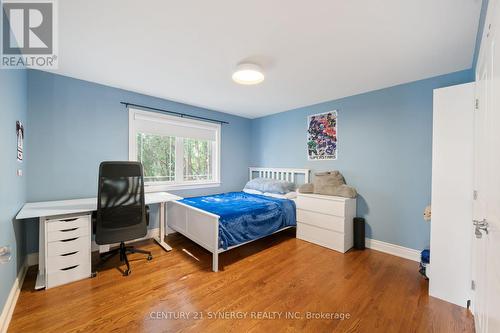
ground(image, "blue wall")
xmin=25 ymin=70 xmax=252 ymax=253
xmin=250 ymin=70 xmax=473 ymax=250
xmin=0 ymin=70 xmax=27 ymax=313
xmin=0 ymin=2 xmax=487 ymax=314
xmin=22 ymin=68 xmax=474 ymax=253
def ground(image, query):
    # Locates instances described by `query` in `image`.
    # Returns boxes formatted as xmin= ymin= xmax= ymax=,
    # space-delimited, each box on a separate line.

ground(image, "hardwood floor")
xmin=9 ymin=229 xmax=474 ymax=333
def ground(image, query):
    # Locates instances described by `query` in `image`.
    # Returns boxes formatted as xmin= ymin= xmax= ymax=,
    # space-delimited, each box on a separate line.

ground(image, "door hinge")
xmin=475 ymin=98 xmax=479 ymax=110
xmin=471 ymin=280 xmax=476 ymax=291
xmin=473 ymin=190 xmax=478 ymax=200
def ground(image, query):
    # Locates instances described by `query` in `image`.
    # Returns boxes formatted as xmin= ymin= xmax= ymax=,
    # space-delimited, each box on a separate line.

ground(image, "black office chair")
xmin=95 ymin=161 xmax=152 ymax=276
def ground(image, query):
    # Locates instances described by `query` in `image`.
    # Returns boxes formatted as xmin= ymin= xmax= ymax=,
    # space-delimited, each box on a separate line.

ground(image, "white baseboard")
xmin=0 ymin=259 xmax=28 ymax=333
xmin=365 ymin=238 xmax=421 ymax=262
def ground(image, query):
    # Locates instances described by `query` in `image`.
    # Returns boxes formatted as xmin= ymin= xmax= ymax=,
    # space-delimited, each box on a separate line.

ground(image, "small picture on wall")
xmin=307 ymin=110 xmax=337 ymax=160
xmin=16 ymin=121 xmax=24 ymax=162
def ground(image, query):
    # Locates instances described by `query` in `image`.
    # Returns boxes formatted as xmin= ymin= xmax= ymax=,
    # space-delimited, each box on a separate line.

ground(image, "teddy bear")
xmin=423 ymin=205 xmax=431 ymax=221
xmin=298 ymin=170 xmax=357 ymax=198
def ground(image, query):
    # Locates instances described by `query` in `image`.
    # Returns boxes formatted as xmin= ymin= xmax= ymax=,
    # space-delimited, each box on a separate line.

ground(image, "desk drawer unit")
xmin=296 ymin=193 xmax=356 ymax=253
xmin=47 ymin=264 xmax=91 ymax=289
xmin=47 ymin=216 xmax=89 ymax=232
xmin=48 ymin=236 xmax=89 ymax=257
xmin=45 ymin=214 xmax=91 ymax=289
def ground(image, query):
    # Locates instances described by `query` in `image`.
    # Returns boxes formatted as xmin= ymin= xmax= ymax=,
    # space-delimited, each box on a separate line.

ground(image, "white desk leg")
xmin=154 ymin=202 xmax=172 ymax=251
xmin=212 ymin=252 xmax=218 ymax=272
xmin=35 ymin=217 xmax=46 ymax=290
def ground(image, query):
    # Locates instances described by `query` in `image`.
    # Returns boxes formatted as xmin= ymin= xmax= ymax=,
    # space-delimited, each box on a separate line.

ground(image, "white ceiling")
xmin=51 ymin=0 xmax=482 ymax=118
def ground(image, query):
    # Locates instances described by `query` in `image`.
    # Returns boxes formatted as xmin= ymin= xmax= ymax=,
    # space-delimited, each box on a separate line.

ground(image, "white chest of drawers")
xmin=296 ymin=193 xmax=357 ymax=253
xmin=43 ymin=214 xmax=92 ymax=289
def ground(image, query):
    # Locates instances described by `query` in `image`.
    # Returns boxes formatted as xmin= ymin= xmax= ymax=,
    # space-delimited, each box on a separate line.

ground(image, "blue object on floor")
xmin=179 ymin=192 xmax=296 ymax=250
xmin=421 ymin=249 xmax=430 ymax=264
xmin=419 ymin=249 xmax=430 ymax=279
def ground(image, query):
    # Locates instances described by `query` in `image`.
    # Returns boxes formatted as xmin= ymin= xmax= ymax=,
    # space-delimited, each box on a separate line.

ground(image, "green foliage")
xmin=136 ymin=133 xmax=175 ymax=182
xmin=184 ymin=138 xmax=212 ymax=181
xmin=137 ymin=133 xmax=213 ymax=183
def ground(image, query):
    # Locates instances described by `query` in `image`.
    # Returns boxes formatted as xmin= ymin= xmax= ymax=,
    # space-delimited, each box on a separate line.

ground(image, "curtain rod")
xmin=120 ymin=102 xmax=229 ymax=125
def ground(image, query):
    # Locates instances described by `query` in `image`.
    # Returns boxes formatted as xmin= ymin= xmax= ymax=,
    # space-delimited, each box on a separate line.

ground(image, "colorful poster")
xmin=307 ymin=110 xmax=337 ymax=160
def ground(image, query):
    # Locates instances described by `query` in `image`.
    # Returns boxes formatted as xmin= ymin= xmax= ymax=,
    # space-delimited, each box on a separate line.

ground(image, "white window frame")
xmin=129 ymin=108 xmax=221 ymax=192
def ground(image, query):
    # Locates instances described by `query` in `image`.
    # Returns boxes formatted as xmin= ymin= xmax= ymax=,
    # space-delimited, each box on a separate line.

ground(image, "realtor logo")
xmin=1 ymin=0 xmax=58 ymax=69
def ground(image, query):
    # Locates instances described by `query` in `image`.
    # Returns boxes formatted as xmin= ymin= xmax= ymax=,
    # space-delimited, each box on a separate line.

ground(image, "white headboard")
xmin=249 ymin=167 xmax=310 ymax=184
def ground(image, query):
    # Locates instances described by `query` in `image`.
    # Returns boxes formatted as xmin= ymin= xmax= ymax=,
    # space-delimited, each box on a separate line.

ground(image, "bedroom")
xmin=0 ymin=0 xmax=499 ymax=332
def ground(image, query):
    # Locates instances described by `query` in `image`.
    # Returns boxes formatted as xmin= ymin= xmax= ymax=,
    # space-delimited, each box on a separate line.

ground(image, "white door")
xmin=430 ymin=83 xmax=474 ymax=307
xmin=472 ymin=58 xmax=490 ymax=333
xmin=473 ymin=0 xmax=500 ymax=332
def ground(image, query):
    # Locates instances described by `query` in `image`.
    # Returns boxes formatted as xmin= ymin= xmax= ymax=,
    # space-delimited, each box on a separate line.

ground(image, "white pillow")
xmin=262 ymin=191 xmax=297 ymax=199
xmin=244 ymin=177 xmax=296 ymax=194
xmin=243 ymin=188 xmax=263 ymax=195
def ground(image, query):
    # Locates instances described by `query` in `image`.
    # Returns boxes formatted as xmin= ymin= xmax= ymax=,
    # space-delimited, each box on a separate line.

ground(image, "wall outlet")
xmin=16 ymin=169 xmax=22 ymax=176
xmin=0 ymin=246 xmax=12 ymax=263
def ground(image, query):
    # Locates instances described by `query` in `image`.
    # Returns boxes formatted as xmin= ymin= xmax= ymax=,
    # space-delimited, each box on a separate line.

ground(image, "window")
xmin=129 ymin=108 xmax=220 ymax=190
xmin=183 ymin=138 xmax=213 ymax=181
xmin=136 ymin=133 xmax=175 ymax=182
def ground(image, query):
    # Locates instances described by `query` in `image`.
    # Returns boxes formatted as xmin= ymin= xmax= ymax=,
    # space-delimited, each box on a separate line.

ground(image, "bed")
xmin=167 ymin=167 xmax=310 ymax=271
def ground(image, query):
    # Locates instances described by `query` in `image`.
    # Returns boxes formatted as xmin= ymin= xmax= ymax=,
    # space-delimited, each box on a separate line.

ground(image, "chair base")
xmin=99 ymin=242 xmax=152 ymax=276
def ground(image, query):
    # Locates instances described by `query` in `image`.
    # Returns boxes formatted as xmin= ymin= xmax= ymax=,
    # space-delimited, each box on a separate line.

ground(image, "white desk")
xmin=16 ymin=192 xmax=182 ymax=289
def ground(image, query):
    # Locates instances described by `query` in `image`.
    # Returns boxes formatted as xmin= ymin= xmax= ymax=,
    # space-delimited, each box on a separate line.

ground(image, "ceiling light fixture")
xmin=232 ymin=63 xmax=265 ymax=85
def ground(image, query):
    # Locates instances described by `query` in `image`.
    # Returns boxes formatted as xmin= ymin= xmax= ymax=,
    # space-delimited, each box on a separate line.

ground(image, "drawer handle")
xmin=60 ymin=227 xmax=78 ymax=232
xmin=61 ymin=218 xmax=78 ymax=222
xmin=61 ymin=265 xmax=79 ymax=271
xmin=61 ymin=251 xmax=78 ymax=257
xmin=60 ymin=237 xmax=78 ymax=242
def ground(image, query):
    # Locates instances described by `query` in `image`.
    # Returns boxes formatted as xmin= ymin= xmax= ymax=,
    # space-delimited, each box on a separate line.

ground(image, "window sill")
xmin=144 ymin=182 xmax=221 ymax=193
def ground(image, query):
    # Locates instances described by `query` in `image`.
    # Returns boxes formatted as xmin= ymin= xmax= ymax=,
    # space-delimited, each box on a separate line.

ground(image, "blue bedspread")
xmin=179 ymin=192 xmax=296 ymax=249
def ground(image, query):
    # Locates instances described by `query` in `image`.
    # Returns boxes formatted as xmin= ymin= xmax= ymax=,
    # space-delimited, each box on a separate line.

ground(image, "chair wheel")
xmin=123 ymin=269 xmax=131 ymax=276
xmin=147 ymin=255 xmax=153 ymax=261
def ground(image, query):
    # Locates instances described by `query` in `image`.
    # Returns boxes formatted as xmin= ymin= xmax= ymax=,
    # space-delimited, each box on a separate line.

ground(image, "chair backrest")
xmin=95 ymin=161 xmax=147 ymax=245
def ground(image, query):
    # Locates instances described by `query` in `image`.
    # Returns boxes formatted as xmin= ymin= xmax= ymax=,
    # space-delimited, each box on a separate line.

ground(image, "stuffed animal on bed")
xmin=298 ymin=170 xmax=357 ymax=198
